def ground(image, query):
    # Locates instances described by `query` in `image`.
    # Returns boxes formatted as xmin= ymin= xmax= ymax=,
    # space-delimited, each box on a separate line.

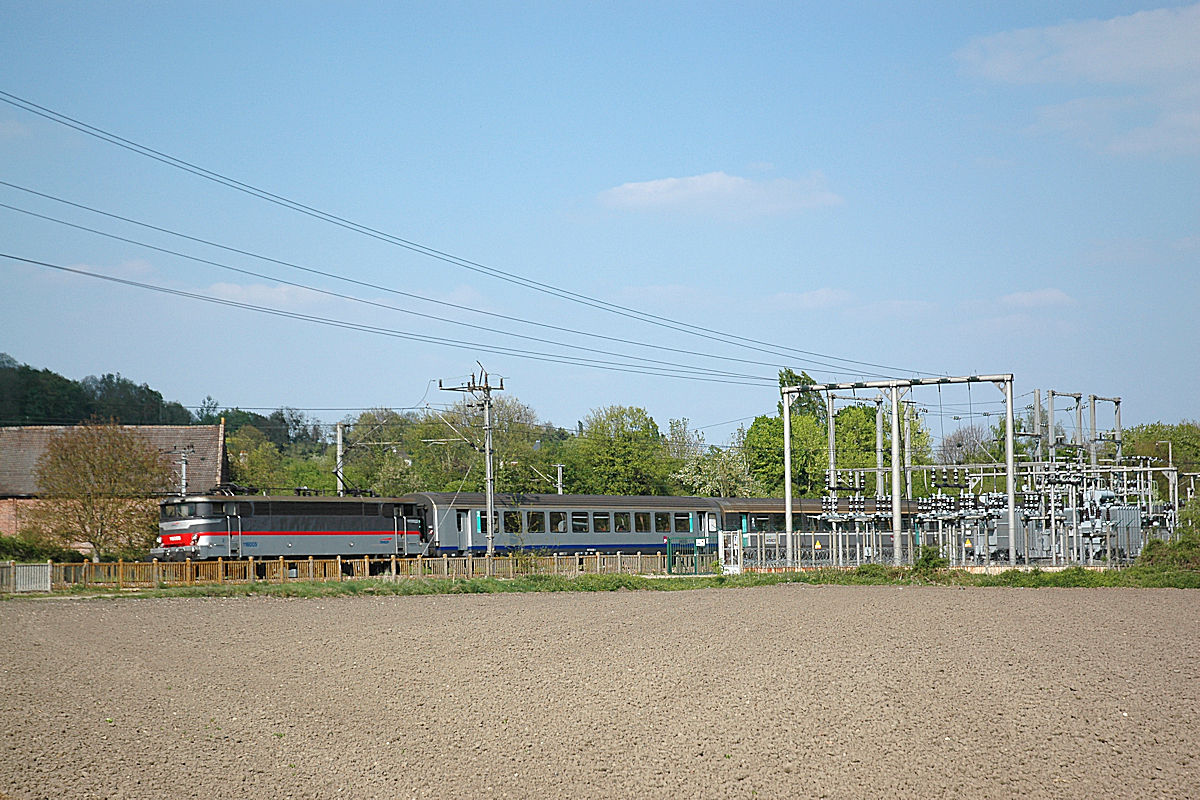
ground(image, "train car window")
xmin=634 ymin=512 xmax=651 ymax=533
xmin=160 ymin=505 xmax=176 ymax=520
xmin=673 ymin=512 xmax=692 ymax=533
xmin=179 ymin=504 xmax=194 ymax=518
xmin=613 ymin=512 xmax=630 ymax=532
xmin=527 ymin=511 xmax=546 ymax=533
xmin=503 ymin=511 xmax=523 ymax=533
xmin=196 ymin=503 xmax=212 ymax=516
xmin=549 ymin=511 xmax=567 ymax=533
xmin=571 ymin=512 xmax=589 ymax=534
xmin=654 ymin=512 xmax=671 ymax=533
xmin=456 ymin=510 xmax=468 ymax=532
xmin=592 ymin=512 xmax=611 ymax=533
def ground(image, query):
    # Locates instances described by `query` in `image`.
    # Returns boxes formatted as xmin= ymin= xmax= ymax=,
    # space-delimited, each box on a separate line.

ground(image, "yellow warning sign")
xmin=814 ymin=541 xmax=822 ymax=549
xmin=965 ymin=539 xmax=972 ymax=548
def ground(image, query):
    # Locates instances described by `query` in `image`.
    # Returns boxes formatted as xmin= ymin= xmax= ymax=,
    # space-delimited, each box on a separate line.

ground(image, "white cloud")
xmin=1000 ymin=288 xmax=1075 ymax=309
xmin=957 ymin=3 xmax=1200 ymax=154
xmin=204 ymin=282 xmax=324 ymax=309
xmin=598 ymin=171 xmax=842 ymax=218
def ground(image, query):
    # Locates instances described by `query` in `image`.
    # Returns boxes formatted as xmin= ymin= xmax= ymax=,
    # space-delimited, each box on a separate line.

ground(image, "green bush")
xmin=913 ymin=544 xmax=949 ymax=572
xmin=1137 ymin=532 xmax=1200 ymax=570
xmin=0 ymin=535 xmax=86 ymax=562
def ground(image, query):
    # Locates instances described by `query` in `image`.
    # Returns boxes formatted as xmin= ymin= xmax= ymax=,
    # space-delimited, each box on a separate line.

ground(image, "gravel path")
xmin=2 ymin=585 xmax=1197 ymax=799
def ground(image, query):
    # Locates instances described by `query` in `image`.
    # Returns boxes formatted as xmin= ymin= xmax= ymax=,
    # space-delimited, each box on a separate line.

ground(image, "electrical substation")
xmin=722 ymin=375 xmax=1188 ymax=572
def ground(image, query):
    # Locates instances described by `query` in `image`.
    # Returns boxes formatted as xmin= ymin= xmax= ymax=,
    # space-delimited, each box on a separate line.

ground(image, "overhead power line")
xmin=1 ymin=253 xmax=777 ymax=387
xmin=0 ymin=89 xmax=938 ymax=380
xmin=0 ymin=186 xmax=866 ymax=379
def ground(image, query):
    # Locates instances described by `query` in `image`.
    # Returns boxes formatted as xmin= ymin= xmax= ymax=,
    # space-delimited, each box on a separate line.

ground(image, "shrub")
xmin=0 ymin=534 xmax=87 ymax=562
xmin=913 ymin=544 xmax=949 ymax=572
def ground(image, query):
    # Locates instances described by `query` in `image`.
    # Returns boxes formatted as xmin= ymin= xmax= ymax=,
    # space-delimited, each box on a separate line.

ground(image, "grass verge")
xmin=10 ymin=561 xmax=1198 ymax=600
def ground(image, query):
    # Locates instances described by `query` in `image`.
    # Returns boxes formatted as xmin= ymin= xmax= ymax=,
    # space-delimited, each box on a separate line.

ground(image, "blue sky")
xmin=1 ymin=2 xmax=1197 ymax=448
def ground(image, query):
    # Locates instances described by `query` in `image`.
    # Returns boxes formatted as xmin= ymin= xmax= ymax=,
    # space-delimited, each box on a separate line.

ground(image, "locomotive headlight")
xmin=155 ymin=536 xmax=162 ymax=546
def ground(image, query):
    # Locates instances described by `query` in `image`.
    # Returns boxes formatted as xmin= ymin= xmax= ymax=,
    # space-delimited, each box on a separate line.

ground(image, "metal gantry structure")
xmin=775 ymin=376 xmax=1179 ymax=569
xmin=783 ymin=374 xmax=1017 ymax=566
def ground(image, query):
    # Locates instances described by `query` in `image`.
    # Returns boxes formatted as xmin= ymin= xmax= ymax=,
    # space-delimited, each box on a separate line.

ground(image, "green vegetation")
xmin=6 ymin=356 xmax=1198 ymax=509
xmin=9 ymin=552 xmax=1192 ymax=601
xmin=19 ymin=422 xmax=174 ymax=559
xmin=0 ymin=534 xmax=86 ymax=562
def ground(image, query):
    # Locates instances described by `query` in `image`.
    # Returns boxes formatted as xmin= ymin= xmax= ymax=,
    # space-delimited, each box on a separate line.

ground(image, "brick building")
xmin=0 ymin=424 xmax=228 ymax=537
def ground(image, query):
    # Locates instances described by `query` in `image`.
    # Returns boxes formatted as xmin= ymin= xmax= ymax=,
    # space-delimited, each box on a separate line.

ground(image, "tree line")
xmin=5 ymin=355 xmax=1198 ymax=560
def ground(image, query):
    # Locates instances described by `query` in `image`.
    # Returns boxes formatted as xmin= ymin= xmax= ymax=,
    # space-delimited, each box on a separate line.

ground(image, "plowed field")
xmin=2 ymin=585 xmax=1197 ymax=799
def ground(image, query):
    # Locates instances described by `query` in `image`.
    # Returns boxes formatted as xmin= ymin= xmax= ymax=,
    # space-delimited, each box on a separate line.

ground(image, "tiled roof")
xmin=0 ymin=424 xmax=228 ymax=497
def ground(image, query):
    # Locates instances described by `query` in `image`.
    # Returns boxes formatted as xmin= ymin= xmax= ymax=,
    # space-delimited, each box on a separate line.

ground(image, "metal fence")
xmin=1 ymin=561 xmax=52 ymax=592
xmin=0 ymin=553 xmax=680 ymax=592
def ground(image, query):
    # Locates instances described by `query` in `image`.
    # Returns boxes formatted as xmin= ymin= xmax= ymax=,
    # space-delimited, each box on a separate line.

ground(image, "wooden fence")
xmin=42 ymin=552 xmax=690 ymax=590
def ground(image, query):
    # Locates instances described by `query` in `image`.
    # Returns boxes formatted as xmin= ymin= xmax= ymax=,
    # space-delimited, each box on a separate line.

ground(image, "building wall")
xmin=0 ymin=498 xmax=33 ymax=537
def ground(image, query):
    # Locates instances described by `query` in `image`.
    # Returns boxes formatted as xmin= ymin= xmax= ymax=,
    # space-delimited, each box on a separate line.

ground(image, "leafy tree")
xmin=673 ymin=427 xmax=765 ymax=497
xmin=0 ymin=358 xmax=91 ymax=424
xmin=1179 ymin=496 xmax=1200 ymax=536
xmin=81 ymin=373 xmax=192 ymax=424
xmin=216 ymin=407 xmax=274 ymax=437
xmin=777 ymin=368 xmax=826 ymax=424
xmin=744 ymin=411 xmax=827 ymax=495
xmin=227 ymin=425 xmax=287 ymax=491
xmin=1122 ymin=421 xmax=1200 ymax=500
xmin=567 ymin=405 xmax=673 ymax=495
xmin=19 ymin=421 xmax=175 ymax=559
xmin=195 ymin=396 xmax=221 ymax=424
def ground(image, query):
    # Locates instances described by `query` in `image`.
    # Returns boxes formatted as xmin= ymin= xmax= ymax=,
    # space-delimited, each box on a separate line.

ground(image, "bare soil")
xmin=2 ymin=585 xmax=1197 ymax=799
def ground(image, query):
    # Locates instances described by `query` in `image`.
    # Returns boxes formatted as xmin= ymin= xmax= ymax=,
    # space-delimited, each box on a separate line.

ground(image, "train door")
xmin=224 ymin=503 xmax=243 ymax=557
xmin=406 ymin=517 xmax=424 ymax=555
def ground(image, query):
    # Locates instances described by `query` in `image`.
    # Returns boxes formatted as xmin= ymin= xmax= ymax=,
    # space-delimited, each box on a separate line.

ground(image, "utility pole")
xmin=336 ymin=422 xmax=345 ymax=496
xmin=440 ymin=365 xmax=504 ymax=557
xmin=163 ymin=445 xmax=195 ymax=496
xmin=875 ymin=397 xmax=884 ymax=499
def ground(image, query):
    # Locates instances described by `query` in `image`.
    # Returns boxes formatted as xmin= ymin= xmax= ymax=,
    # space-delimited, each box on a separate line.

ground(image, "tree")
xmin=935 ymin=424 xmax=992 ymax=465
xmin=1122 ymin=421 xmax=1200 ymax=500
xmin=777 ymin=369 xmax=826 ymax=425
xmin=20 ymin=421 xmax=174 ymax=559
xmin=673 ymin=427 xmax=765 ymax=497
xmin=81 ymin=373 xmax=192 ymax=424
xmin=568 ymin=405 xmax=673 ymax=495
xmin=227 ymin=425 xmax=288 ymax=490
xmin=744 ymin=411 xmax=827 ymax=496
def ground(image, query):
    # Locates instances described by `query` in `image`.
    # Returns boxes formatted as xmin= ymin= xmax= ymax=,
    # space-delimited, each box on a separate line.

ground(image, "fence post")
xmin=217 ymin=557 xmax=224 ymax=584
xmin=279 ymin=556 xmax=286 ymax=583
xmin=152 ymin=558 xmax=160 ymax=587
xmin=308 ymin=556 xmax=314 ymax=580
xmin=336 ymin=556 xmax=342 ymax=581
xmin=248 ymin=557 xmax=255 ymax=583
xmin=363 ymin=555 xmax=369 ymax=579
xmin=117 ymin=559 xmax=124 ymax=589
xmin=390 ymin=555 xmax=396 ymax=578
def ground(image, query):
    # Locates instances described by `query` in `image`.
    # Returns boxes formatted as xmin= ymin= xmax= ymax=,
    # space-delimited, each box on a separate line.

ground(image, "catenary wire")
xmin=0 ymin=192 xmax=871 ymax=380
xmin=0 ymin=89 xmax=940 ymax=379
xmin=1 ymin=253 xmax=779 ymax=387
